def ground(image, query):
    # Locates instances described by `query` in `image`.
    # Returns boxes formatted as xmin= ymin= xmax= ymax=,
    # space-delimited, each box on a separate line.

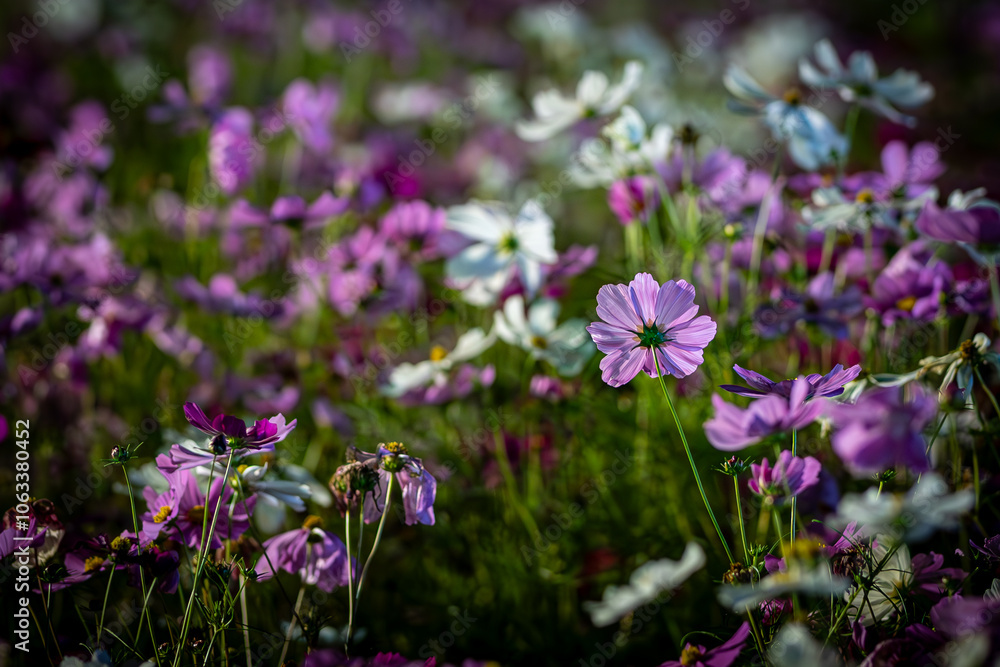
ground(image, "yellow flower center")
xmin=302 ymin=515 xmax=324 ymax=530
xmin=855 ymin=188 xmax=875 ymax=204
xmin=84 ymin=556 xmax=105 ymax=573
xmin=153 ymin=505 xmax=172 ymax=524
xmin=530 ymin=335 xmax=548 ymax=349
xmin=782 ymin=87 xmax=802 ymax=105
xmin=895 ymin=296 xmax=917 ymax=312
xmin=186 ymin=505 xmax=206 ymax=526
xmin=680 ymin=645 xmax=704 ymax=666
xmin=429 ymin=345 xmax=448 ymax=362
xmin=383 ymin=441 xmax=408 ymax=456
xmin=110 ymin=536 xmax=128 ymax=552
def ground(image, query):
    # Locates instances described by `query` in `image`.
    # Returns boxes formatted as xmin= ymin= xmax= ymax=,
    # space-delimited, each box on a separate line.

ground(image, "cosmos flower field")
xmin=5 ymin=1 xmax=1000 ymax=665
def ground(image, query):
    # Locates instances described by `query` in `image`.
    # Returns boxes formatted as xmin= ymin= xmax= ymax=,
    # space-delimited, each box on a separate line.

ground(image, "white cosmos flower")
xmin=768 ymin=623 xmax=839 ymax=667
xmin=832 ymin=473 xmax=974 ymax=543
xmin=382 ymin=328 xmax=495 ymax=397
xmin=724 ymin=64 xmax=846 ymax=171
xmin=803 ymin=186 xmax=934 ymax=232
xmin=493 ymin=295 xmax=594 ymax=376
xmin=445 ymin=200 xmax=558 ymax=305
xmin=239 ymin=464 xmax=312 ymax=513
xmin=516 ymin=61 xmax=644 ymax=142
xmin=571 ymin=105 xmax=673 ymax=187
xmin=846 ymin=538 xmax=913 ymax=626
xmin=799 ymin=39 xmax=934 ymax=127
xmin=584 ymin=542 xmax=705 ymax=627
xmin=718 ymin=563 xmax=850 ymax=612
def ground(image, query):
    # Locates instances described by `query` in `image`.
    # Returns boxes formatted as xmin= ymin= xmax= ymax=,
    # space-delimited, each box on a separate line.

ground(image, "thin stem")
xmin=790 ymin=429 xmax=798 ymax=549
xmin=240 ymin=574 xmax=252 ymax=667
xmin=818 ymin=228 xmax=836 ymax=276
xmin=345 ymin=506 xmax=356 ymax=654
xmin=772 ymin=509 xmax=785 ymax=559
xmin=124 ymin=468 xmax=159 ymax=663
xmin=355 ymin=474 xmax=395 ymax=602
xmin=839 ymin=105 xmax=860 ymax=182
xmin=733 ymin=476 xmax=749 ymax=565
xmin=652 ymin=355 xmax=735 ymax=563
xmin=988 ymin=264 xmax=1000 ymax=334
xmin=175 ymin=451 xmax=235 ymax=666
xmin=97 ymin=566 xmax=116 ymax=646
xmin=278 ymin=580 xmax=308 ymax=666
xmin=975 ymin=366 xmax=1000 ymax=421
xmin=863 ymin=226 xmax=875 ymax=287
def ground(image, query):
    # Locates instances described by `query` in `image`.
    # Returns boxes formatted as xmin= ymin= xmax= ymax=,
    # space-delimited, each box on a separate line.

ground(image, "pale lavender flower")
xmin=705 ymin=379 xmax=825 ymax=451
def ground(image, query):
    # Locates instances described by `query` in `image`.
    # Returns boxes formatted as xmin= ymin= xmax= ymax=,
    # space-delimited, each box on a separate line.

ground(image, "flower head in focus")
xmin=586 ymin=273 xmax=717 ymax=387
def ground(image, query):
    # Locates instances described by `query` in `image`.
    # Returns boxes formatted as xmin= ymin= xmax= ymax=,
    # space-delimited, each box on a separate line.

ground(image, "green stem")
xmin=839 ymin=105 xmax=860 ymax=182
xmin=240 ymin=574 xmax=252 ymax=667
xmin=124 ymin=468 xmax=159 ymax=663
xmin=790 ymin=429 xmax=798 ymax=549
xmin=975 ymin=366 xmax=1000 ymax=420
xmin=345 ymin=507 xmax=356 ymax=654
xmin=355 ymin=474 xmax=395 ymax=602
xmin=652 ymin=354 xmax=734 ymax=563
xmin=733 ymin=476 xmax=749 ymax=565
xmin=97 ymin=565 xmax=115 ymax=646
xmin=175 ymin=451 xmax=235 ymax=666
xmin=278 ymin=579 xmax=307 ymax=666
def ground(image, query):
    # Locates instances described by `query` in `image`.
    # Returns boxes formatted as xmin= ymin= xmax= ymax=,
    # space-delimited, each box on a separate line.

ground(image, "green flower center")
xmin=498 ymin=233 xmax=519 ymax=254
xmin=637 ymin=323 xmax=667 ymax=348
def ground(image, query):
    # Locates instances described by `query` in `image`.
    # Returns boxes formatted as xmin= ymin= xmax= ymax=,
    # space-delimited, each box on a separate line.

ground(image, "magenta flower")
xmin=607 ymin=176 xmax=660 ymax=226
xmin=256 ymin=517 xmax=351 ymax=592
xmin=916 ymin=200 xmax=1000 ymax=246
xmin=157 ymin=402 xmax=296 ymax=472
xmin=748 ymin=450 xmax=822 ymax=505
xmin=720 ymin=363 xmax=862 ymax=399
xmin=658 ymin=622 xmax=750 ymax=667
xmin=209 ymin=107 xmax=258 ymax=195
xmin=705 ymin=378 xmax=825 ymax=451
xmin=378 ymin=199 xmax=448 ymax=260
xmin=827 ymin=385 xmax=937 ymax=475
xmin=139 ymin=468 xmax=256 ymax=549
xmin=587 ymin=273 xmax=717 ymax=387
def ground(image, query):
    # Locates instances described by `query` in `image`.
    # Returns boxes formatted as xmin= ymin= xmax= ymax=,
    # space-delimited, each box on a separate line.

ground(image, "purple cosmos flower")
xmin=587 ymin=273 xmax=717 ymax=387
xmin=174 ymin=274 xmax=284 ymax=318
xmin=748 ymin=450 xmax=822 ymax=505
xmin=916 ymin=200 xmax=1000 ymax=246
xmin=139 ymin=468 xmax=255 ymax=550
xmin=157 ymin=402 xmax=296 ymax=472
xmin=911 ymin=552 xmax=965 ymax=601
xmin=607 ymin=176 xmax=660 ymax=226
xmin=658 ymin=622 xmax=750 ymax=667
xmin=827 ymin=385 xmax=937 ymax=475
xmin=720 ymin=363 xmax=862 ymax=399
xmin=844 ymin=140 xmax=942 ymax=200
xmin=378 ymin=199 xmax=448 ymax=260
xmin=755 ymin=272 xmax=863 ymax=340
xmin=867 ymin=241 xmax=951 ymax=326
xmin=209 ymin=108 xmax=258 ymax=195
xmin=256 ymin=517 xmax=350 ymax=592
xmin=282 ymin=79 xmax=339 ymax=155
xmin=705 ymin=378 xmax=825 ymax=451
xmin=229 ymin=192 xmax=346 ymax=230
xmin=188 ymin=44 xmax=232 ymax=108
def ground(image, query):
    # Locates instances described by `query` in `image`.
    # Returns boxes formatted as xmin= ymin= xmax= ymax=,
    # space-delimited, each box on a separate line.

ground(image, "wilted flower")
xmin=352 ymin=443 xmax=438 ymax=526
xmin=586 ymin=273 xmax=717 ymax=387
xmin=584 ymin=542 xmax=705 ymax=627
xmin=516 ymin=61 xmax=643 ymax=141
xmin=799 ymin=39 xmax=934 ymax=127
xmin=494 ymin=295 xmax=594 ymax=375
xmin=718 ymin=562 xmax=850 ymax=611
xmin=873 ymin=333 xmax=997 ymax=406
xmin=256 ymin=516 xmax=350 ymax=592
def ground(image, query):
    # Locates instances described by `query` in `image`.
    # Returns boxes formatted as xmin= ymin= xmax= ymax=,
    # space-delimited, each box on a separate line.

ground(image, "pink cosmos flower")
xmin=586 ymin=273 xmax=717 ymax=387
